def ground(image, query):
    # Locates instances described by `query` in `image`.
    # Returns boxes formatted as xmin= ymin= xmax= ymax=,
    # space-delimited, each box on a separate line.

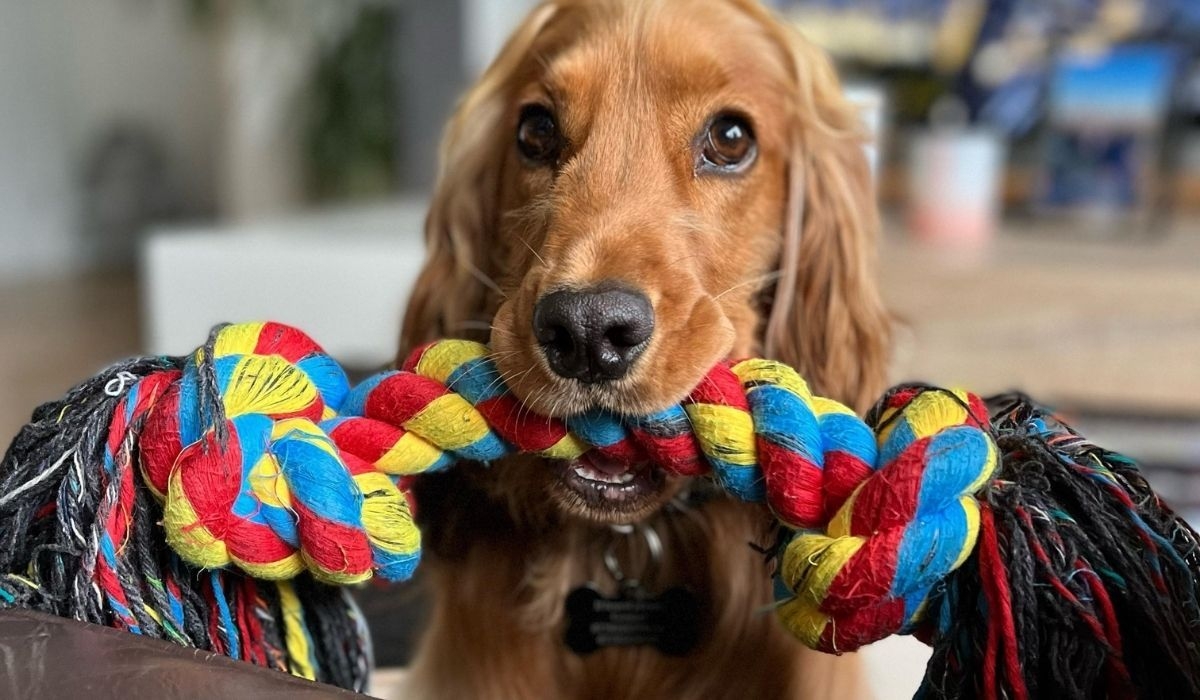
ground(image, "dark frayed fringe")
xmin=0 ymin=349 xmax=370 ymax=691
xmin=919 ymin=393 xmax=1200 ymax=700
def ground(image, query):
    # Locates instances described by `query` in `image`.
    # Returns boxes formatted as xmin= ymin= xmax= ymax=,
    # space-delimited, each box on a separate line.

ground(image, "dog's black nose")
xmin=533 ymin=285 xmax=654 ymax=383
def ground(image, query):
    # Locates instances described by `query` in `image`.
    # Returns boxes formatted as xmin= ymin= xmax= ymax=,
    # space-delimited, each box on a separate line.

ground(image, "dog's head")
xmin=401 ymin=0 xmax=889 ymax=526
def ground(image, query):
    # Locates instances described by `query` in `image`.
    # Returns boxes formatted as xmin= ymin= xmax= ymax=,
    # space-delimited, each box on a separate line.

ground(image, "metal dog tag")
xmin=563 ymin=584 xmax=700 ymax=656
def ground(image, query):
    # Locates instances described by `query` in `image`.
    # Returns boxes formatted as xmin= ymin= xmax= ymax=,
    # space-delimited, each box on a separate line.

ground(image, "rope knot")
xmin=774 ymin=386 xmax=997 ymax=652
xmin=137 ymin=322 xmax=418 ymax=584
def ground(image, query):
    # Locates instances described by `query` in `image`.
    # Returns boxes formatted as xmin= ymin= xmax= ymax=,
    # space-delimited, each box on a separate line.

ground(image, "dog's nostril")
xmin=532 ymin=285 xmax=654 ymax=383
xmin=605 ymin=321 xmax=652 ymax=350
xmin=539 ymin=323 xmax=574 ymax=353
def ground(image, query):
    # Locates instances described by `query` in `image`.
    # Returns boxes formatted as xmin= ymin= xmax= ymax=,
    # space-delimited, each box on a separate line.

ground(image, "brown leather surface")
xmin=0 ymin=609 xmax=367 ymax=699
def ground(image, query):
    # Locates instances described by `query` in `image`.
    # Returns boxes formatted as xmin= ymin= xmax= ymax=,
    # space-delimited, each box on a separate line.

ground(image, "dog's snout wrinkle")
xmin=533 ymin=285 xmax=654 ymax=383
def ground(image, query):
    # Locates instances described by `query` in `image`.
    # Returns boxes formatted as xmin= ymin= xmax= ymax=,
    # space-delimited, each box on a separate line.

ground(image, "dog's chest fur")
xmin=405 ymin=478 xmax=864 ymax=699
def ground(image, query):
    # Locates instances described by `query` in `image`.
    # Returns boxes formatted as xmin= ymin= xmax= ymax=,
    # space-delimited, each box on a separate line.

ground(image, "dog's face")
xmin=489 ymin=0 xmax=793 ymax=419
xmin=402 ymin=0 xmax=889 ymax=526
xmin=488 ymin=1 xmax=793 ymax=521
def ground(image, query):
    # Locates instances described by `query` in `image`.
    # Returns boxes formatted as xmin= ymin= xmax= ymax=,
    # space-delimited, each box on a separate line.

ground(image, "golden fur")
xmin=398 ymin=0 xmax=891 ymax=696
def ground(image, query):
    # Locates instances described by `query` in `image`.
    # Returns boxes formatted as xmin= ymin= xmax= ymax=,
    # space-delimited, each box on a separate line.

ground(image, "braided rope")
xmin=8 ymin=320 xmax=1200 ymax=696
xmin=775 ymin=387 xmax=996 ymax=651
xmin=108 ymin=322 xmax=997 ymax=654
xmin=133 ymin=322 xmax=418 ymax=585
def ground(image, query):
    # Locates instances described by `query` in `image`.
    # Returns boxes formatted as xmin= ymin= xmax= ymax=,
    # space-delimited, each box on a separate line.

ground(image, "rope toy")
xmin=1 ymin=321 xmax=1197 ymax=698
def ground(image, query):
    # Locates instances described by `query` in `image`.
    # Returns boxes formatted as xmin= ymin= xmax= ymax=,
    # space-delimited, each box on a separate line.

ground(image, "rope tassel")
xmin=1 ymin=321 xmax=1197 ymax=698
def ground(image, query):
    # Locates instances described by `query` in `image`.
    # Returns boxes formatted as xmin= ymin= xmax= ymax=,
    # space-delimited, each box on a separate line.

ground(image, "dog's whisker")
xmin=660 ymin=252 xmax=707 ymax=270
xmin=451 ymin=320 xmax=496 ymax=333
xmin=486 ymin=364 xmax=535 ymax=399
xmin=484 ymin=355 xmax=523 ymax=372
xmin=461 ymin=259 xmax=506 ymax=298
xmin=480 ymin=366 xmax=518 ymax=395
xmin=518 ymin=237 xmax=548 ymax=267
xmin=713 ymin=270 xmax=782 ymax=301
xmin=501 ymin=363 xmax=535 ymax=392
xmin=522 ymin=382 xmax=553 ymax=424
xmin=512 ymin=369 xmax=548 ymax=423
xmin=502 ymin=191 xmax=556 ymax=232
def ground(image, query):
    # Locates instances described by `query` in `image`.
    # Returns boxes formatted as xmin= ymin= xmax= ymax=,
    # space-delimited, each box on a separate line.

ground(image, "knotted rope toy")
xmin=1 ymin=321 xmax=1197 ymax=697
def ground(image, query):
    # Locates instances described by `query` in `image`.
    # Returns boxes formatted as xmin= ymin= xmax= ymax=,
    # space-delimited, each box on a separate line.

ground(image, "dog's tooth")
xmin=572 ymin=461 xmax=642 ymax=486
xmin=575 ymin=464 xmax=607 ymax=483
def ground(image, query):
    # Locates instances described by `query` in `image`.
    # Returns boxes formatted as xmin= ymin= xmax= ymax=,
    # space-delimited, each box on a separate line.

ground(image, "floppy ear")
xmin=399 ymin=3 xmax=559 ymax=361
xmin=760 ymin=18 xmax=892 ymax=413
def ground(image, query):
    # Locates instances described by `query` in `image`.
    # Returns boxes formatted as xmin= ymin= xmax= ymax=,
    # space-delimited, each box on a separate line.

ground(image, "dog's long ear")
xmin=757 ymin=12 xmax=891 ymax=413
xmin=398 ymin=3 xmax=559 ymax=361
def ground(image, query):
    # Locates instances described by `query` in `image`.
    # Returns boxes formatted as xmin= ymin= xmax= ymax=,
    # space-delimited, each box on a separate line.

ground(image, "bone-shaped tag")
xmin=563 ymin=584 xmax=700 ymax=656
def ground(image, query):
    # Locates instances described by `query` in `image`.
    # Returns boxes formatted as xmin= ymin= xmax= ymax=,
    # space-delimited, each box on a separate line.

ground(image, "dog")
xmin=397 ymin=0 xmax=891 ymax=697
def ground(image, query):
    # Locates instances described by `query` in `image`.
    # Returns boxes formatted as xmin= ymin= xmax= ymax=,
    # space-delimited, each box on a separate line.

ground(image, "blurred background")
xmin=1 ymin=0 xmax=1198 ymax=695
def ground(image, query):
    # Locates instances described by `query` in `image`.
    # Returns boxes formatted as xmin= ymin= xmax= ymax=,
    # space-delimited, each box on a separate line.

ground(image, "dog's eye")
xmin=700 ymin=113 xmax=756 ymax=172
xmin=516 ymin=104 xmax=562 ymax=165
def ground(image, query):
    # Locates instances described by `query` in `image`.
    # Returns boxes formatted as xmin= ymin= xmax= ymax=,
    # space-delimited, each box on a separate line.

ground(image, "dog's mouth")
xmin=551 ymin=452 xmax=669 ymax=524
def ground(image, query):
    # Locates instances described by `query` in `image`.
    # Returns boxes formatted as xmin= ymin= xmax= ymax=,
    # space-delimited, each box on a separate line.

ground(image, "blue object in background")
xmin=1042 ymin=45 xmax=1178 ymax=210
xmin=1050 ymin=45 xmax=1178 ymax=129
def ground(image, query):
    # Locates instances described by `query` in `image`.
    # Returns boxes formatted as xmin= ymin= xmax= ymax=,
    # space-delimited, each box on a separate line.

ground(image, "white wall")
xmin=0 ymin=0 xmax=220 ymax=283
xmin=462 ymin=0 xmax=541 ymax=76
xmin=0 ymin=0 xmax=545 ymax=284
xmin=0 ymin=3 xmax=78 ymax=282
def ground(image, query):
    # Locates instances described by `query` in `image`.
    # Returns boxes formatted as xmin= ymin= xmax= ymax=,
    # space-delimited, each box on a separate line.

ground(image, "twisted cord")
xmin=5 ymin=321 xmax=1195 ymax=699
